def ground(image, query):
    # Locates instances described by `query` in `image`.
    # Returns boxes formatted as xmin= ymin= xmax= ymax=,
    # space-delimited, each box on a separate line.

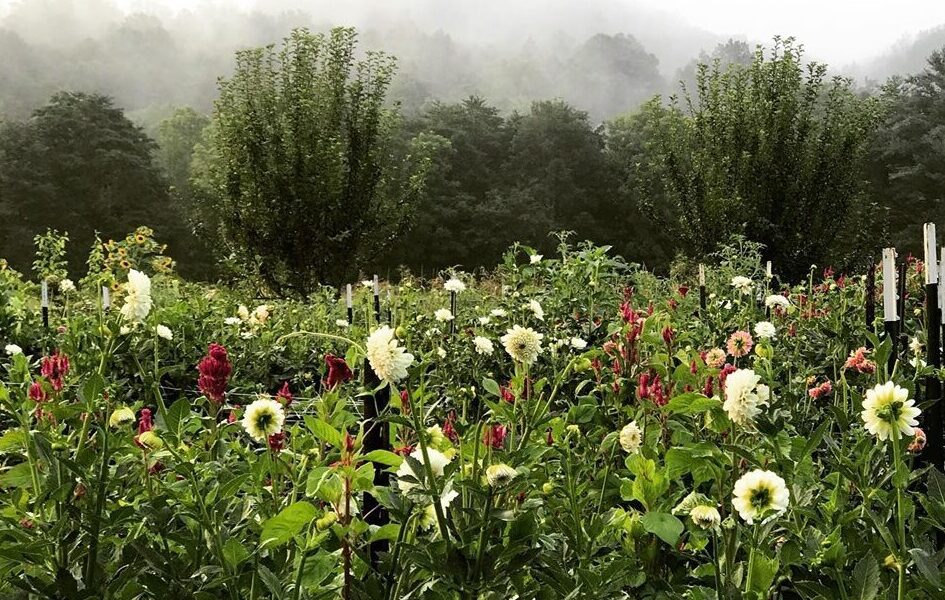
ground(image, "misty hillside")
xmin=0 ymin=0 xmax=728 ymax=123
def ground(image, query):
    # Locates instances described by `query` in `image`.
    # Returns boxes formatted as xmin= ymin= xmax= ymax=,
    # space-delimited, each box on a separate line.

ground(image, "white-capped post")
xmin=41 ymin=280 xmax=49 ymax=328
xmin=698 ymin=264 xmax=707 ymax=311
xmin=766 ymin=261 xmax=772 ymax=279
xmin=345 ymin=284 xmax=353 ymax=324
xmin=102 ymin=286 xmax=110 ymax=312
xmin=923 ymin=223 xmax=942 ymax=468
xmin=372 ymin=275 xmax=381 ymax=323
xmin=940 ymin=247 xmax=945 ymax=325
xmin=882 ymin=248 xmax=898 ymax=323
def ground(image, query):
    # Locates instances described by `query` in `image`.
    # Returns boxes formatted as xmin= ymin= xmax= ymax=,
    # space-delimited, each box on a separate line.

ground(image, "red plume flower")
xmin=482 ymin=424 xmax=508 ymax=449
xmin=324 ymin=354 xmax=353 ymax=389
xmin=197 ymin=343 xmax=232 ymax=404
xmin=29 ymin=381 xmax=48 ymax=403
xmin=40 ymin=351 xmax=69 ymax=392
xmin=276 ymin=382 xmax=293 ymax=406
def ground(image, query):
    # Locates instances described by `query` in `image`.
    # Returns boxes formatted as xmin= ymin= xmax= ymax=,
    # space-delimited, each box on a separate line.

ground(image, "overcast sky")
xmin=2 ymin=0 xmax=944 ymax=66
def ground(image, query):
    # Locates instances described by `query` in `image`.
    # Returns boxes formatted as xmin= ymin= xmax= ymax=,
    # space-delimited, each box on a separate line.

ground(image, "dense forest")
xmin=1 ymin=1 xmax=944 ymax=287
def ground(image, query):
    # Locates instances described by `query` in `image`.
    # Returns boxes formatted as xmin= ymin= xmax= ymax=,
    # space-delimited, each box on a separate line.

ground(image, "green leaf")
xmin=851 ymin=555 xmax=880 ymax=600
xmin=257 ymin=564 xmax=284 ymax=599
xmin=222 ymin=538 xmax=250 ymax=568
xmin=747 ymin=554 xmax=779 ymax=594
xmin=0 ymin=462 xmax=34 ymax=489
xmin=482 ymin=377 xmax=500 ymax=397
xmin=640 ymin=512 xmax=683 ymax=546
xmin=0 ymin=430 xmax=26 ymax=453
xmin=163 ymin=398 xmax=192 ymax=441
xmin=361 ymin=450 xmax=403 ymax=468
xmin=304 ymin=417 xmax=343 ymax=448
xmin=909 ymin=548 xmax=941 ymax=587
xmin=371 ymin=524 xmax=401 ymax=542
xmin=665 ymin=392 xmax=720 ymax=415
xmin=260 ymin=501 xmax=317 ymax=548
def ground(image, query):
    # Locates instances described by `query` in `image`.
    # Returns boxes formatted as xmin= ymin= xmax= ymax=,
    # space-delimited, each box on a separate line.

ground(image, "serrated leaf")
xmin=260 ymin=501 xmax=316 ymax=548
xmin=851 ymin=555 xmax=880 ymax=600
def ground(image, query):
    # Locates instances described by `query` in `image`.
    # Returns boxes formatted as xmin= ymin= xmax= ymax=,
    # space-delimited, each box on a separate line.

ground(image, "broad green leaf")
xmin=482 ymin=377 xmax=500 ymax=397
xmin=222 ymin=538 xmax=249 ymax=568
xmin=163 ymin=398 xmax=192 ymax=441
xmin=748 ymin=554 xmax=779 ymax=595
xmin=640 ymin=512 xmax=683 ymax=546
xmin=260 ymin=501 xmax=317 ymax=548
xmin=362 ymin=450 xmax=403 ymax=468
xmin=304 ymin=417 xmax=343 ymax=448
xmin=666 ymin=392 xmax=720 ymax=415
xmin=851 ymin=555 xmax=880 ymax=600
xmin=257 ymin=564 xmax=284 ymax=599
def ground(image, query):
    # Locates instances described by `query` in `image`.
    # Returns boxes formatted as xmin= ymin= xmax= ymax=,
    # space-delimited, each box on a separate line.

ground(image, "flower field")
xmin=1 ymin=237 xmax=944 ymax=599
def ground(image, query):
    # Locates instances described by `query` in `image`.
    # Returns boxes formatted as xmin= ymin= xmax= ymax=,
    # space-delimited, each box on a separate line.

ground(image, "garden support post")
xmin=41 ymin=279 xmax=49 ymax=329
xmin=698 ymin=264 xmax=707 ymax=312
xmin=346 ymin=284 xmax=353 ymax=325
xmin=897 ymin=261 xmax=908 ymax=355
xmin=364 ymin=274 xmax=390 ymax=566
xmin=924 ymin=224 xmax=942 ymax=469
xmin=883 ymin=248 xmax=899 ymax=373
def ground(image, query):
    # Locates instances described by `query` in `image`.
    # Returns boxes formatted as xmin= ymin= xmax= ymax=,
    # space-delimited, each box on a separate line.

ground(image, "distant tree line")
xmin=1 ymin=29 xmax=944 ymax=292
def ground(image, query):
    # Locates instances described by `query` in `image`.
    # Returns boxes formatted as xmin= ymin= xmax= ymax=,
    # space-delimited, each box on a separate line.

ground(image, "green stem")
xmin=892 ymin=431 xmax=907 ymax=600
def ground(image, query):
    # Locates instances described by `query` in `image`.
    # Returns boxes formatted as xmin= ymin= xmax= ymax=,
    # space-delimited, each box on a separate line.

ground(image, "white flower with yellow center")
xmin=529 ymin=254 xmax=543 ymax=264
xmin=241 ymin=397 xmax=286 ymax=442
xmin=732 ymin=469 xmax=790 ymax=524
xmin=237 ymin=304 xmax=250 ymax=321
xmin=570 ymin=337 xmax=587 ymax=350
xmin=490 ymin=309 xmax=507 ymax=318
xmin=619 ymin=421 xmax=642 ymax=454
xmin=722 ymin=369 xmax=768 ymax=426
xmin=764 ymin=294 xmax=790 ymax=309
xmin=473 ymin=336 xmax=494 ymax=356
xmin=690 ymin=505 xmax=722 ymax=530
xmin=861 ymin=381 xmax=920 ymax=441
xmin=485 ymin=463 xmax=518 ymax=487
xmin=366 ymin=326 xmax=414 ymax=384
xmin=444 ymin=278 xmax=466 ymax=293
xmin=500 ymin=325 xmax=543 ymax=365
xmin=120 ymin=269 xmax=152 ymax=322
xmin=434 ymin=308 xmax=454 ymax=322
xmin=59 ymin=278 xmax=75 ymax=294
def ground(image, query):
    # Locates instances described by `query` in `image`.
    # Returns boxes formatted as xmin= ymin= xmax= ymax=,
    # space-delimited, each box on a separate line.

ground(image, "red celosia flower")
xmin=137 ymin=408 xmax=154 ymax=434
xmin=393 ymin=444 xmax=414 ymax=457
xmin=148 ymin=462 xmax=165 ymax=475
xmin=197 ymin=343 xmax=232 ymax=404
xmin=482 ymin=424 xmax=507 ymax=449
xmin=443 ymin=412 xmax=459 ymax=444
xmin=500 ymin=386 xmax=515 ymax=404
xmin=227 ymin=408 xmax=238 ymax=424
xmin=703 ymin=376 xmax=714 ymax=397
xmin=40 ymin=351 xmax=69 ymax=392
xmin=399 ymin=389 xmax=411 ymax=414
xmin=268 ymin=432 xmax=286 ymax=453
xmin=28 ymin=381 xmax=47 ymax=403
xmin=662 ymin=326 xmax=675 ymax=346
xmin=276 ymin=382 xmax=293 ymax=406
xmin=545 ymin=428 xmax=554 ymax=446
xmin=324 ymin=354 xmax=353 ymax=389
xmin=718 ymin=364 xmax=737 ymax=390
xmin=678 ymin=285 xmax=689 ymax=297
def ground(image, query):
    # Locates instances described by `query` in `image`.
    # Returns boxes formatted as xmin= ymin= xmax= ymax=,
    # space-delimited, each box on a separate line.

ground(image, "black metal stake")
xmin=450 ymin=290 xmax=457 ymax=336
xmin=925 ymin=280 xmax=942 ymax=469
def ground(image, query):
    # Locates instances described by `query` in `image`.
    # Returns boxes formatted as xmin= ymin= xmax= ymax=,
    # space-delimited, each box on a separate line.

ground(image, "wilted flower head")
xmin=120 ymin=269 xmax=152 ymax=322
xmin=366 ymin=326 xmax=414 ymax=384
xmin=197 ymin=343 xmax=232 ymax=404
xmin=726 ymin=331 xmax=754 ymax=357
xmin=861 ymin=381 xmax=920 ymax=441
xmin=242 ymin=397 xmax=286 ymax=442
xmin=732 ymin=469 xmax=789 ymax=524
xmin=500 ymin=325 xmax=543 ymax=365
xmin=808 ymin=380 xmax=833 ymax=400
xmin=908 ymin=428 xmax=927 ymax=453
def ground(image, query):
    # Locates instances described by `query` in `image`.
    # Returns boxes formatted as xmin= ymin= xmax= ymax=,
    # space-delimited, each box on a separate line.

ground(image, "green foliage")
xmin=194 ymin=27 xmax=436 ymax=294
xmin=631 ymin=38 xmax=886 ymax=279
xmin=0 ymin=92 xmax=180 ymax=276
xmin=31 ymin=229 xmax=69 ymax=283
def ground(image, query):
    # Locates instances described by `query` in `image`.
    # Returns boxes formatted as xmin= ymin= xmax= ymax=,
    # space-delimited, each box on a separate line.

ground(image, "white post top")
xmin=102 ymin=286 xmax=110 ymax=310
xmin=698 ymin=264 xmax=705 ymax=286
xmin=345 ymin=284 xmax=353 ymax=308
xmin=924 ymin=223 xmax=938 ymax=285
xmin=373 ymin=274 xmax=380 ymax=296
xmin=882 ymin=248 xmax=898 ymax=322
xmin=41 ymin=280 xmax=49 ymax=307
xmin=766 ymin=261 xmax=772 ymax=278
